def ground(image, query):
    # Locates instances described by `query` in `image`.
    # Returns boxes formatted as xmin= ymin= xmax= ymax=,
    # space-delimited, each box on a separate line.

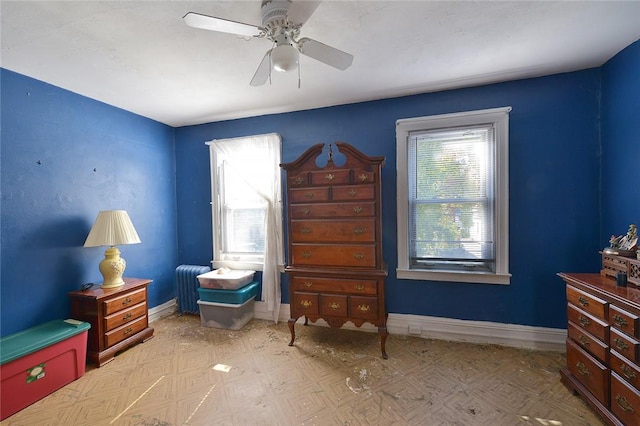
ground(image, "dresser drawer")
xmin=291 ymin=244 xmax=376 ymax=268
xmin=291 ymin=219 xmax=376 ymax=243
xmin=350 ymin=296 xmax=379 ymax=321
xmin=320 ymin=294 xmax=349 ymax=317
xmin=566 ymin=339 xmax=609 ymax=406
xmin=104 ymin=316 xmax=148 ymax=348
xmin=611 ymin=372 xmax=640 ymax=426
xmin=292 ymin=276 xmax=377 ymax=295
xmin=332 ymin=184 xmax=375 ymax=201
xmin=290 ymin=202 xmax=375 ymax=219
xmin=292 ymin=292 xmax=319 ymax=316
xmin=310 ymin=169 xmax=350 ymax=185
xmin=610 ymin=304 xmax=640 ymax=338
xmin=567 ymin=304 xmax=608 ymax=342
xmin=103 ymin=288 xmax=147 ymax=316
xmin=568 ymin=321 xmax=608 ymax=363
xmin=288 ymin=173 xmax=309 ymax=188
xmin=611 ymin=328 xmax=640 ymax=364
xmin=611 ymin=350 xmax=640 ymax=389
xmin=352 ymin=169 xmax=375 ymax=184
xmin=289 ymin=187 xmax=330 ymax=203
xmin=567 ymin=285 xmax=607 ymax=320
xmin=104 ymin=302 xmax=147 ymax=332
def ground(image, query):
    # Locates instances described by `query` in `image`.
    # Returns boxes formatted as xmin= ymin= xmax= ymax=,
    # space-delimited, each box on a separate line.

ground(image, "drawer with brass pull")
xmin=611 ymin=327 xmax=640 ymax=363
xmin=611 ymin=371 xmax=640 ymax=425
xmin=567 ymin=303 xmax=608 ymax=342
xmin=103 ymin=302 xmax=147 ymax=332
xmin=352 ymin=169 xmax=375 ymax=184
xmin=292 ymin=292 xmax=319 ymax=316
xmin=291 ymin=219 xmax=375 ymax=243
xmin=566 ymin=339 xmax=609 ymax=406
xmin=566 ymin=285 xmax=607 ymax=321
xmin=310 ymin=169 xmax=350 ymax=185
xmin=289 ymin=202 xmax=375 ymax=219
xmin=332 ymin=184 xmax=375 ymax=201
xmin=611 ymin=349 xmax=640 ymax=389
xmin=567 ymin=321 xmax=608 ymax=363
xmin=289 ymin=187 xmax=330 ymax=203
xmin=350 ymin=296 xmax=378 ymax=321
xmin=320 ymin=294 xmax=348 ymax=317
xmin=610 ymin=304 xmax=640 ymax=338
xmin=291 ymin=276 xmax=377 ymax=295
xmin=291 ymin=244 xmax=376 ymax=268
xmin=104 ymin=316 xmax=148 ymax=348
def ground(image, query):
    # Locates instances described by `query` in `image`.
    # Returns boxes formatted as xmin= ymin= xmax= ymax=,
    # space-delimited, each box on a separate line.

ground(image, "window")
xmin=207 ymin=133 xmax=283 ymax=271
xmin=396 ymin=107 xmax=511 ymax=284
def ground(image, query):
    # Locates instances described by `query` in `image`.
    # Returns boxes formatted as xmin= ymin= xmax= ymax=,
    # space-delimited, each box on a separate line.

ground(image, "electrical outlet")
xmin=408 ymin=324 xmax=421 ymax=335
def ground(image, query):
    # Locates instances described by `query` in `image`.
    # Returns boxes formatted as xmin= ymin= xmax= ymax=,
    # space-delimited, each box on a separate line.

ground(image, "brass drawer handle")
xmin=355 ymin=283 xmax=365 ymax=290
xmin=577 ymin=296 xmax=589 ymax=307
xmin=357 ymin=304 xmax=371 ymax=313
xmin=304 ymin=192 xmax=314 ymax=199
xmin=578 ymin=316 xmax=590 ymax=327
xmin=615 ymin=338 xmax=629 ymax=351
xmin=353 ymin=227 xmax=365 ymax=235
xmin=123 ymin=312 xmax=132 ymax=321
xmin=302 ymin=208 xmax=311 ymax=215
xmin=123 ymin=327 xmax=133 ymax=336
xmin=122 ymin=297 xmax=132 ymax=306
xmin=576 ymin=361 xmax=590 ymax=376
xmin=353 ymin=206 xmax=362 ymax=214
xmin=303 ymin=281 xmax=313 ymax=288
xmin=300 ymin=300 xmax=313 ymax=308
xmin=299 ymin=227 xmax=311 ymax=234
xmin=325 ymin=173 xmax=335 ymax=181
xmin=615 ymin=394 xmax=635 ymax=413
xmin=301 ymin=251 xmax=311 ymax=259
xmin=329 ymin=302 xmax=341 ymax=310
xmin=295 ymin=177 xmax=304 ymax=185
xmin=621 ymin=364 xmax=637 ymax=380
xmin=578 ymin=335 xmax=590 ymax=346
xmin=614 ymin=314 xmax=628 ymax=328
xmin=353 ymin=253 xmax=365 ymax=260
xmin=348 ymin=190 xmax=357 ymax=197
xmin=359 ymin=173 xmax=368 ymax=182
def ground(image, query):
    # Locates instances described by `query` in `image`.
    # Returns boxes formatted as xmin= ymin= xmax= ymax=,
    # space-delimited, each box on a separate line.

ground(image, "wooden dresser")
xmin=68 ymin=278 xmax=154 ymax=367
xmin=559 ymin=254 xmax=640 ymax=425
xmin=281 ymin=142 xmax=388 ymax=359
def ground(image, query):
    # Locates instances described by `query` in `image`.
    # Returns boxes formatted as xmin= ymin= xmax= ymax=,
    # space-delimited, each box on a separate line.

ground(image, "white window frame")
xmin=207 ymin=134 xmax=283 ymax=272
xmin=396 ymin=107 xmax=512 ymax=285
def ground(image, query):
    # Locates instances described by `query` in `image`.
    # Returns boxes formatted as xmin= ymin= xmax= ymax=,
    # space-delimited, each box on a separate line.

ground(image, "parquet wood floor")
xmin=2 ymin=314 xmax=604 ymax=425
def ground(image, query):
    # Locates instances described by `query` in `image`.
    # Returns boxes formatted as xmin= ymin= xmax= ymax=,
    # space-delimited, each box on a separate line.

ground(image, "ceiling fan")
xmin=183 ymin=0 xmax=354 ymax=86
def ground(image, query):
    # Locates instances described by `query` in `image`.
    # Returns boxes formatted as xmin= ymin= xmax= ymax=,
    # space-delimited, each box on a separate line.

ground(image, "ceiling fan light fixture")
xmin=271 ymin=44 xmax=299 ymax=72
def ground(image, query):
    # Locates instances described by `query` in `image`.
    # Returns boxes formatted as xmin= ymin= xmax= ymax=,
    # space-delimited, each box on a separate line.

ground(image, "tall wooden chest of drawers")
xmin=559 ymin=265 xmax=640 ymax=425
xmin=281 ymin=142 xmax=388 ymax=358
xmin=68 ymin=278 xmax=154 ymax=367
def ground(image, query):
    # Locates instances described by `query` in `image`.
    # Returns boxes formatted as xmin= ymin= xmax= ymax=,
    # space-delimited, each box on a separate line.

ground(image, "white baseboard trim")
xmin=254 ymin=301 xmax=566 ymax=352
xmin=148 ymin=298 xmax=177 ymax=323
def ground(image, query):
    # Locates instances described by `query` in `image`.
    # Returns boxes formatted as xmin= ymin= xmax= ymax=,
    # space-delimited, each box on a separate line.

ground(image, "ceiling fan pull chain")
xmin=298 ymin=61 xmax=301 ymax=89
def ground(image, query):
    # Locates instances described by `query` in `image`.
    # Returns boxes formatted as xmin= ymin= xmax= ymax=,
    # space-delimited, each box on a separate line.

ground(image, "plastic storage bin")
xmin=197 ymin=281 xmax=259 ymax=304
xmin=197 ymin=299 xmax=255 ymax=330
xmin=197 ymin=269 xmax=255 ymax=289
xmin=1 ymin=319 xmax=91 ymax=420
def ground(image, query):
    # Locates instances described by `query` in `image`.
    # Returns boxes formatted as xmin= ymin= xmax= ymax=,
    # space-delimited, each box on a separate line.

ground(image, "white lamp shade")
xmin=84 ymin=210 xmax=141 ymax=247
xmin=272 ymin=44 xmax=299 ymax=72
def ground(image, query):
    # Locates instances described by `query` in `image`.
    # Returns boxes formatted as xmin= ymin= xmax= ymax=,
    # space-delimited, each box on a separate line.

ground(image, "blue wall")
xmin=601 ymin=40 xmax=640 ymax=237
xmin=175 ymin=69 xmax=602 ymax=329
xmin=1 ymin=69 xmax=178 ymax=336
xmin=2 ymin=39 xmax=637 ymax=337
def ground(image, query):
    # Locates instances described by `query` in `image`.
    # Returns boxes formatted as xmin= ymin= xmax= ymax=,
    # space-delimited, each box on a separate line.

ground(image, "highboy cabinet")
xmin=281 ymin=142 xmax=388 ymax=358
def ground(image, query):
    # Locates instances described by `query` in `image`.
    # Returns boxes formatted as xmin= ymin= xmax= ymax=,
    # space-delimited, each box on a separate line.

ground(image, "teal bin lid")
xmin=1 ymin=319 xmax=91 ymax=365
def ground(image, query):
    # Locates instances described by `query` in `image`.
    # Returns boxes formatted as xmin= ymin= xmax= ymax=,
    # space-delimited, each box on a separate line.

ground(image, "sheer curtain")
xmin=207 ymin=133 xmax=283 ymax=323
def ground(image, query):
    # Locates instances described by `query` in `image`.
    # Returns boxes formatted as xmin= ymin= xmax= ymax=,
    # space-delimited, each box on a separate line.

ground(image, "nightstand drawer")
xmin=104 ymin=316 xmax=148 ymax=348
xmin=104 ymin=302 xmax=146 ymax=332
xmin=103 ymin=288 xmax=146 ymax=316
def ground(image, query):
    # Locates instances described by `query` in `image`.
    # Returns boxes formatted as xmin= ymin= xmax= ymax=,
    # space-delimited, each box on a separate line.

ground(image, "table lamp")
xmin=84 ymin=210 xmax=141 ymax=288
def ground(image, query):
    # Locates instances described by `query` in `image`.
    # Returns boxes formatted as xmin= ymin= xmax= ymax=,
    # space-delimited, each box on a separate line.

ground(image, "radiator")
xmin=176 ymin=265 xmax=211 ymax=314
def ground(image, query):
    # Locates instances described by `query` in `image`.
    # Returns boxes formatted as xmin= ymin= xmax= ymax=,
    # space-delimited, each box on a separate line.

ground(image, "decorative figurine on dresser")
xmin=280 ymin=142 xmax=388 ymax=359
xmin=68 ymin=278 xmax=154 ymax=367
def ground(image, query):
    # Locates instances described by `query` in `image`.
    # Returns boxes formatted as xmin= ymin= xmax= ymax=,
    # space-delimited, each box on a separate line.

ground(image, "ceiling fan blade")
xmin=250 ymin=50 xmax=272 ymax=86
xmin=287 ymin=1 xmax=322 ymax=26
xmin=297 ymin=38 xmax=353 ymax=70
xmin=183 ymin=12 xmax=262 ymax=37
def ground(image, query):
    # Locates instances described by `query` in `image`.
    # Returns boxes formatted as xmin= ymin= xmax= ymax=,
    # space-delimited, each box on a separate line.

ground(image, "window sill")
xmin=396 ymin=268 xmax=511 ymax=285
xmin=211 ymin=261 xmax=286 ymax=273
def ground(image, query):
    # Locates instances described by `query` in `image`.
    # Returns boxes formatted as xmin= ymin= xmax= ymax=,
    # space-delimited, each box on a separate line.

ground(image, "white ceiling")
xmin=1 ymin=1 xmax=639 ymax=127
